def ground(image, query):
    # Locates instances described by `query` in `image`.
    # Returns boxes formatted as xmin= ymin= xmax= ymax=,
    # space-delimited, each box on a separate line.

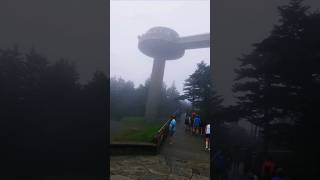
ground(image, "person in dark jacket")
xmin=243 ymin=148 xmax=253 ymax=176
xmin=261 ymin=156 xmax=276 ymax=180
xmin=231 ymin=145 xmax=241 ymax=175
xmin=214 ymin=150 xmax=227 ymax=180
xmin=271 ymin=168 xmax=284 ymax=180
xmin=184 ymin=114 xmax=190 ymax=131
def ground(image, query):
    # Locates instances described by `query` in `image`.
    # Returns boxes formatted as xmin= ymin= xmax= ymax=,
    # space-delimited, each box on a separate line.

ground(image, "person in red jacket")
xmin=261 ymin=156 xmax=275 ymax=180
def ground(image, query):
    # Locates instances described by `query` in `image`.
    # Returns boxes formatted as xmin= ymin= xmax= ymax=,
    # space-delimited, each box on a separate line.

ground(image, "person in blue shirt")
xmin=169 ymin=115 xmax=177 ymax=144
xmin=193 ymin=115 xmax=201 ymax=135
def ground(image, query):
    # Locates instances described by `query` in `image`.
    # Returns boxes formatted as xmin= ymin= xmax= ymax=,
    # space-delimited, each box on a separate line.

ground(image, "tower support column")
xmin=144 ymin=58 xmax=166 ymax=121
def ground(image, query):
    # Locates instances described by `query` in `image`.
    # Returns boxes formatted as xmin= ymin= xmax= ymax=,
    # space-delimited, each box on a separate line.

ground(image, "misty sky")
xmin=1 ymin=0 xmax=319 ymax=106
xmin=213 ymin=0 xmax=320 ymax=105
xmin=110 ymin=0 xmax=210 ymax=93
xmin=0 ymin=0 xmax=107 ymax=83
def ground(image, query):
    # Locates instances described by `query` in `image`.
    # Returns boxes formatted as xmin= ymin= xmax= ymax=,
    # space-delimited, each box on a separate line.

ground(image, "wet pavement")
xmin=110 ymin=114 xmax=210 ymax=180
xmin=161 ymin=113 xmax=210 ymax=178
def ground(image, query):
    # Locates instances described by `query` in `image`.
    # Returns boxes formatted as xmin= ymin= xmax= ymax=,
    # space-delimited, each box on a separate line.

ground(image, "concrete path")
xmin=160 ymin=113 xmax=210 ymax=178
xmin=110 ymin=113 xmax=210 ymax=180
xmin=161 ymin=113 xmax=209 ymax=162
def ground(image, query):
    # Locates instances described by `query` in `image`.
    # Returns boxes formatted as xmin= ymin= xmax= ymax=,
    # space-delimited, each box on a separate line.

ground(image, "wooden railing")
xmin=111 ymin=112 xmax=181 ymax=155
xmin=153 ymin=119 xmax=171 ymax=152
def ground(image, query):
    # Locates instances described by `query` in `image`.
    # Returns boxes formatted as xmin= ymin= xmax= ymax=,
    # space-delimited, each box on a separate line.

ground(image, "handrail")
xmin=153 ymin=110 xmax=182 ymax=152
xmin=153 ymin=119 xmax=171 ymax=152
xmin=158 ymin=119 xmax=171 ymax=133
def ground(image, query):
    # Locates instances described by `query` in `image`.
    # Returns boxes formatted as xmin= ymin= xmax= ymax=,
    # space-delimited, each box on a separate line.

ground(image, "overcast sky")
xmin=213 ymin=0 xmax=320 ymax=105
xmin=110 ymin=0 xmax=210 ymax=93
xmin=1 ymin=0 xmax=319 ymax=106
xmin=0 ymin=0 xmax=107 ymax=83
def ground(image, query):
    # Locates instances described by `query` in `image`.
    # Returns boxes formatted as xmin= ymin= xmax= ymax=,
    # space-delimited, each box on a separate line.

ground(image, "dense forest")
xmin=183 ymin=61 xmax=224 ymax=124
xmin=0 ymin=46 xmax=107 ymax=177
xmin=231 ymin=0 xmax=320 ymax=178
xmin=110 ymin=77 xmax=181 ymax=120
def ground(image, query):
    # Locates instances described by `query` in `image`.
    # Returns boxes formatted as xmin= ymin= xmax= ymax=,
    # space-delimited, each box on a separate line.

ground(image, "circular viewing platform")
xmin=138 ymin=27 xmax=185 ymax=60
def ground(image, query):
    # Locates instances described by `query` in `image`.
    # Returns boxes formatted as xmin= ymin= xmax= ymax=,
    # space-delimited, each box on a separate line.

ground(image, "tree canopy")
xmin=183 ymin=61 xmax=223 ymax=124
xmin=0 ymin=46 xmax=107 ymax=176
xmin=233 ymin=0 xmax=320 ymax=177
xmin=110 ymin=76 xmax=181 ymax=120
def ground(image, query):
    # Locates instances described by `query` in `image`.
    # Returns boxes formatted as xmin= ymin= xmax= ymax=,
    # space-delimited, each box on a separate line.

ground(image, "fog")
xmin=110 ymin=0 xmax=210 ymax=93
xmin=0 ymin=0 xmax=107 ymax=82
xmin=213 ymin=0 xmax=320 ymax=105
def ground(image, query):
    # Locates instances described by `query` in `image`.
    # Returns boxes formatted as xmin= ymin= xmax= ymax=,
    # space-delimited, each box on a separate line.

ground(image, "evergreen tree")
xmin=233 ymin=0 xmax=320 ymax=176
xmin=0 ymin=45 xmax=107 ymax=176
xmin=183 ymin=61 xmax=223 ymax=124
xmin=110 ymin=76 xmax=180 ymax=120
xmin=160 ymin=82 xmax=180 ymax=116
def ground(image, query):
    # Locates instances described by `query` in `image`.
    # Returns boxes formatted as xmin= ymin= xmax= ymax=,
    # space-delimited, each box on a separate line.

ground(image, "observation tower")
xmin=138 ymin=27 xmax=210 ymax=121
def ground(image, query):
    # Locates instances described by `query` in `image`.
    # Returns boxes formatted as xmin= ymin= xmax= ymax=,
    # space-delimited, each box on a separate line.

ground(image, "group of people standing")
xmin=167 ymin=112 xmax=211 ymax=151
xmin=184 ymin=112 xmax=211 ymax=151
xmin=214 ymin=147 xmax=288 ymax=180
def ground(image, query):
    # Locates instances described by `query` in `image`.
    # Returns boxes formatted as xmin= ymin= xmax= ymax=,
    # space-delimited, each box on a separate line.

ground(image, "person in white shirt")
xmin=205 ymin=123 xmax=210 ymax=151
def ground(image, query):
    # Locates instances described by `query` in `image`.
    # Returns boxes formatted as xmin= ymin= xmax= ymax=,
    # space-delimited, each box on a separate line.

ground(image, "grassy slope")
xmin=111 ymin=117 xmax=167 ymax=143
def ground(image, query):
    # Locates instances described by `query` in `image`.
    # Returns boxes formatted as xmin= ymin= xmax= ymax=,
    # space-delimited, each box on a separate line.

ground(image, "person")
xmin=193 ymin=115 xmax=201 ymax=135
xmin=200 ymin=117 xmax=205 ymax=135
xmin=205 ymin=123 xmax=210 ymax=151
xmin=214 ymin=150 xmax=227 ymax=180
xmin=231 ymin=145 xmax=241 ymax=174
xmin=191 ymin=114 xmax=195 ymax=134
xmin=192 ymin=111 xmax=196 ymax=118
xmin=184 ymin=113 xmax=190 ymax=131
xmin=168 ymin=115 xmax=177 ymax=144
xmin=190 ymin=112 xmax=195 ymax=134
xmin=224 ymin=150 xmax=232 ymax=179
xmin=188 ymin=114 xmax=192 ymax=132
xmin=271 ymin=168 xmax=284 ymax=180
xmin=243 ymin=147 xmax=253 ymax=177
xmin=261 ymin=156 xmax=276 ymax=180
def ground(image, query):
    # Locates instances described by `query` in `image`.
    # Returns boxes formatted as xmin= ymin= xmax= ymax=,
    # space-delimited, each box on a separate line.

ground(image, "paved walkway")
xmin=160 ymin=113 xmax=210 ymax=177
xmin=110 ymin=113 xmax=210 ymax=180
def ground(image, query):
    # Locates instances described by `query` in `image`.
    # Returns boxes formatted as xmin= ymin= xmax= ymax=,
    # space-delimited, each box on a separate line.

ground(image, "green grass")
xmin=111 ymin=116 xmax=168 ymax=143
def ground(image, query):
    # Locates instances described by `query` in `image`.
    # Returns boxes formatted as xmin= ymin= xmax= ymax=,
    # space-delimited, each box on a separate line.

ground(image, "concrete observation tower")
xmin=138 ymin=27 xmax=210 ymax=121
